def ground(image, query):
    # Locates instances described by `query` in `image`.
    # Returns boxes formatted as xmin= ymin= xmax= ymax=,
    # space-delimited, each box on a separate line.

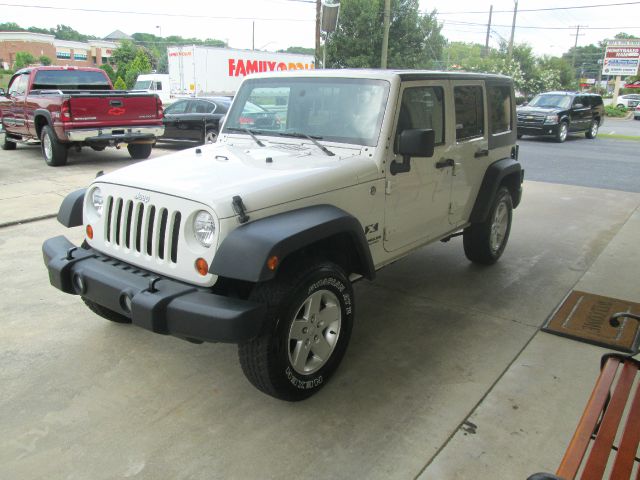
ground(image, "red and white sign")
xmin=603 ymin=40 xmax=640 ymax=76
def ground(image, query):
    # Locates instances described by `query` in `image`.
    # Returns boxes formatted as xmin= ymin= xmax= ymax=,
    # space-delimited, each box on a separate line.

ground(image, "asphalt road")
xmin=519 ymin=134 xmax=640 ymax=193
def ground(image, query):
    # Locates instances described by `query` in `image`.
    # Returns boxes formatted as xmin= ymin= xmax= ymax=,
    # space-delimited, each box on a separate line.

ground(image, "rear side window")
xmin=395 ymin=86 xmax=445 ymax=150
xmin=487 ymin=85 xmax=512 ymax=134
xmin=454 ymin=85 xmax=484 ymax=141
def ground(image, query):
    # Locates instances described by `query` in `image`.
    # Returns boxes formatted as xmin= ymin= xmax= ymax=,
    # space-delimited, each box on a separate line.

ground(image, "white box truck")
xmin=167 ymin=45 xmax=314 ymax=97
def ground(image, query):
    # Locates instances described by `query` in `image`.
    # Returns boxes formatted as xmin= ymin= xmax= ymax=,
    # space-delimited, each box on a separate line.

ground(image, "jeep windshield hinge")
xmin=232 ymin=195 xmax=250 ymax=224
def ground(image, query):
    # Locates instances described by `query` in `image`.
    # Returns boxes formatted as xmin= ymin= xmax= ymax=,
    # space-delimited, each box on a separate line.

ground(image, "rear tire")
xmin=585 ymin=119 xmax=599 ymax=139
xmin=238 ymin=261 xmax=354 ymax=401
xmin=91 ymin=145 xmax=106 ymax=152
xmin=127 ymin=143 xmax=153 ymax=160
xmin=203 ymin=129 xmax=218 ymax=144
xmin=40 ymin=125 xmax=68 ymax=166
xmin=463 ymin=187 xmax=513 ymax=265
xmin=82 ymin=298 xmax=132 ymax=323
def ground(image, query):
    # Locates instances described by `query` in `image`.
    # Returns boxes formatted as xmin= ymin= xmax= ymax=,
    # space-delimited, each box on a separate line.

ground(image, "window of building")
xmin=56 ymin=51 xmax=71 ymax=59
xmin=74 ymin=52 xmax=88 ymax=61
xmin=487 ymin=85 xmax=512 ymax=135
xmin=454 ymin=85 xmax=484 ymax=142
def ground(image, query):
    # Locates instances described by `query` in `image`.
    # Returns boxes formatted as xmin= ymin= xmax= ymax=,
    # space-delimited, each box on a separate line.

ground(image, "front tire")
xmin=585 ymin=119 xmax=599 ymax=139
xmin=127 ymin=143 xmax=153 ymax=160
xmin=0 ymin=127 xmax=17 ymax=150
xmin=41 ymin=125 xmax=68 ymax=166
xmin=463 ymin=186 xmax=513 ymax=265
xmin=555 ymin=121 xmax=568 ymax=143
xmin=238 ymin=261 xmax=354 ymax=401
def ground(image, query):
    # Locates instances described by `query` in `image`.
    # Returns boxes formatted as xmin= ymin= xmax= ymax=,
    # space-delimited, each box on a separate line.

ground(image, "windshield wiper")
xmin=278 ymin=131 xmax=334 ymax=157
xmin=225 ymin=127 xmax=265 ymax=147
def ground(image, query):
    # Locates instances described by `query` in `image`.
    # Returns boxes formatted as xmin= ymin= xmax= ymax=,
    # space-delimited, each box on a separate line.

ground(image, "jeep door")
xmin=383 ymin=81 xmax=453 ymax=252
xmin=447 ymin=81 xmax=489 ymax=226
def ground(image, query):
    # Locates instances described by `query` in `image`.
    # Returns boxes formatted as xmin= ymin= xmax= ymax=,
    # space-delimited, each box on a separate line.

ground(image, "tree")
xmin=99 ymin=64 xmax=117 ymax=84
xmin=38 ymin=55 xmax=52 ymax=66
xmin=325 ymin=0 xmax=445 ymax=69
xmin=13 ymin=51 xmax=35 ymax=69
xmin=279 ymin=46 xmax=315 ymax=56
xmin=113 ymin=76 xmax=127 ymax=90
xmin=124 ymin=50 xmax=152 ymax=88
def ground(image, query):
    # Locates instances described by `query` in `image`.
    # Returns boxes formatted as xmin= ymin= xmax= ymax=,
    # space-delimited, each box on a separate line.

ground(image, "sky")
xmin=1 ymin=0 xmax=639 ymax=57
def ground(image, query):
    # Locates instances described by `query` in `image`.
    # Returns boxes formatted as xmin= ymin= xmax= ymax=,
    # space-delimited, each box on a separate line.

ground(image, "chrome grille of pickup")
xmin=517 ymin=112 xmax=546 ymax=127
xmin=103 ymin=195 xmax=182 ymax=263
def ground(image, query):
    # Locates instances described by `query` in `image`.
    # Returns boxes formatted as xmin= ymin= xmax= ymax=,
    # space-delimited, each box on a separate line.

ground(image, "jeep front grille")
xmin=517 ymin=112 xmax=546 ymax=127
xmin=104 ymin=196 xmax=182 ymax=263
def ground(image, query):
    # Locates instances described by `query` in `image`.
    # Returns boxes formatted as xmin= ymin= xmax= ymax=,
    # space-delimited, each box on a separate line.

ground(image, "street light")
xmin=156 ymin=26 xmax=162 ymax=38
xmin=320 ymin=1 xmax=340 ymax=69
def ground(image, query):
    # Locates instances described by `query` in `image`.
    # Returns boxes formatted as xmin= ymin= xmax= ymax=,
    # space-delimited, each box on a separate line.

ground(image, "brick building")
xmin=0 ymin=31 xmax=118 ymax=70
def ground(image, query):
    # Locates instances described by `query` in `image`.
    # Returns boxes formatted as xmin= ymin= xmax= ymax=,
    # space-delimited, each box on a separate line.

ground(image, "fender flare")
xmin=469 ymin=158 xmax=523 ymax=224
xmin=33 ymin=109 xmax=53 ymax=139
xmin=210 ymin=205 xmax=375 ymax=283
xmin=57 ymin=189 xmax=85 ymax=227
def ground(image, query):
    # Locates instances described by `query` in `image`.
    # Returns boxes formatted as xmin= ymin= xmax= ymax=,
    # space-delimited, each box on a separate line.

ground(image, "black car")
xmin=517 ymin=91 xmax=604 ymax=143
xmin=158 ymin=97 xmax=231 ymax=145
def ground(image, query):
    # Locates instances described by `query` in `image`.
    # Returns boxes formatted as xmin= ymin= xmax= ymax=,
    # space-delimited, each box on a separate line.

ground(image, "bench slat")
xmin=580 ymin=361 xmax=637 ymax=480
xmin=609 ymin=363 xmax=640 ymax=480
xmin=557 ymin=358 xmax=620 ymax=479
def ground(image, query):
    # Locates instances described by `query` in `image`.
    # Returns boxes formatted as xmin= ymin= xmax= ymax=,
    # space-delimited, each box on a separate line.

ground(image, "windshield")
xmin=31 ymin=70 xmax=111 ymax=90
xmin=223 ymin=77 xmax=390 ymax=147
xmin=133 ymin=80 xmax=152 ymax=90
xmin=528 ymin=94 xmax=571 ymax=109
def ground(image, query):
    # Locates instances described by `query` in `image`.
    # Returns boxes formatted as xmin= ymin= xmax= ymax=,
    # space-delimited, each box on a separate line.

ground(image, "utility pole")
xmin=252 ymin=21 xmax=255 ymax=50
xmin=381 ymin=0 xmax=391 ymax=68
xmin=570 ymin=25 xmax=586 ymax=69
xmin=484 ymin=5 xmax=493 ymax=57
xmin=315 ymin=0 xmax=321 ymax=67
xmin=507 ymin=0 xmax=518 ymax=60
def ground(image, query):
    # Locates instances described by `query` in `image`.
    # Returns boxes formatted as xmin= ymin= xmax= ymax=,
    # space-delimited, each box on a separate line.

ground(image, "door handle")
xmin=474 ymin=149 xmax=489 ymax=158
xmin=435 ymin=158 xmax=455 ymax=169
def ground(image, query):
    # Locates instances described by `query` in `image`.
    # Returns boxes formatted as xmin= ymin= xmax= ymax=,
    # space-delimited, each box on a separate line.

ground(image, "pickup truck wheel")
xmin=203 ymin=130 xmax=218 ymax=144
xmin=555 ymin=121 xmax=568 ymax=143
xmin=82 ymin=298 xmax=132 ymax=324
xmin=91 ymin=145 xmax=106 ymax=151
xmin=585 ymin=119 xmax=599 ymax=139
xmin=41 ymin=125 xmax=68 ymax=166
xmin=238 ymin=261 xmax=354 ymax=401
xmin=463 ymin=186 xmax=513 ymax=265
xmin=0 ymin=128 xmax=17 ymax=150
xmin=127 ymin=143 xmax=153 ymax=159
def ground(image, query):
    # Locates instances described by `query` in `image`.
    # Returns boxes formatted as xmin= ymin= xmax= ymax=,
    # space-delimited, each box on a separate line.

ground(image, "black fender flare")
xmin=469 ymin=158 xmax=523 ymax=224
xmin=33 ymin=109 xmax=54 ymax=139
xmin=210 ymin=205 xmax=375 ymax=283
xmin=57 ymin=189 xmax=85 ymax=227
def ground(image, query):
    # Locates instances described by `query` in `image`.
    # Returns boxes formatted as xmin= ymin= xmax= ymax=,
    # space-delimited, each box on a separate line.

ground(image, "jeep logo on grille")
xmin=134 ymin=192 xmax=150 ymax=203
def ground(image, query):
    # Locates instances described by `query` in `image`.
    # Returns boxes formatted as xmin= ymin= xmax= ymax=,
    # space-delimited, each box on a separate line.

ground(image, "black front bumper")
xmin=517 ymin=124 xmax=560 ymax=137
xmin=42 ymin=236 xmax=266 ymax=343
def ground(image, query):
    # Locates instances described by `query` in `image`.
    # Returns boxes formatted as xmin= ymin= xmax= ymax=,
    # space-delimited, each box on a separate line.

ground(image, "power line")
xmin=0 ymin=3 xmax=314 ymax=22
xmin=434 ymin=1 xmax=640 ymax=15
xmin=442 ymin=19 xmax=640 ymax=31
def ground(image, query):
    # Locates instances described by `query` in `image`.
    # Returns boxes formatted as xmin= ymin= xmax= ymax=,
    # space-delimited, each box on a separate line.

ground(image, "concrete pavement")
xmin=1 ymin=144 xmax=639 ymax=479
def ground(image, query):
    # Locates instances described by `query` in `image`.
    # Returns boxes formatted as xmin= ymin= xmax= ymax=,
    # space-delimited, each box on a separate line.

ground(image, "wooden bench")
xmin=529 ymin=312 xmax=640 ymax=480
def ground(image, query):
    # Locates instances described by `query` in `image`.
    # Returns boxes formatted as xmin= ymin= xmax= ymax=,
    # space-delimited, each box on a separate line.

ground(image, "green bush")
xmin=113 ymin=76 xmax=127 ymax=90
xmin=605 ymin=105 xmax=628 ymax=117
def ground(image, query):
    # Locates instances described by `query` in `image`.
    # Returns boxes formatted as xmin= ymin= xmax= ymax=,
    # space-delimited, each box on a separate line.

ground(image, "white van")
xmin=132 ymin=73 xmax=172 ymax=104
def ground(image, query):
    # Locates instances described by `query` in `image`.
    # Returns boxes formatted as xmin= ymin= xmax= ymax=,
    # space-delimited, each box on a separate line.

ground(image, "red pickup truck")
xmin=0 ymin=66 xmax=164 ymax=166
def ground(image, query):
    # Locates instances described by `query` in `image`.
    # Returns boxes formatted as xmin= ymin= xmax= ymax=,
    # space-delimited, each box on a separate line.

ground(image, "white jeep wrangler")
xmin=43 ymin=70 xmax=523 ymax=401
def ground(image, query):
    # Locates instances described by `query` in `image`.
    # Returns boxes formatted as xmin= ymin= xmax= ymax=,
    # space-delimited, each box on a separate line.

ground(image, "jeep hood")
xmin=97 ymin=142 xmax=380 ymax=218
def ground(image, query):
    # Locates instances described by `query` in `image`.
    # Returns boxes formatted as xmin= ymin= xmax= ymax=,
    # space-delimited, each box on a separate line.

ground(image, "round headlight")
xmin=193 ymin=210 xmax=216 ymax=247
xmin=92 ymin=187 xmax=103 ymax=216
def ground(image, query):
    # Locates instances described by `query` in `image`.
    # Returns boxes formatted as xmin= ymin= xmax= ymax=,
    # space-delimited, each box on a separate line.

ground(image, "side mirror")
xmin=398 ymin=129 xmax=435 ymax=158
xmin=392 ymin=129 xmax=435 ymax=175
xmin=521 ymin=101 xmax=528 ymax=106
xmin=0 ymin=88 xmax=5 ymax=96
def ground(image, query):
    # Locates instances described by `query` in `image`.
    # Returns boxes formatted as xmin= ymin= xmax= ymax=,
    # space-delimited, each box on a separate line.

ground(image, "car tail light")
xmin=60 ymin=99 xmax=71 ymax=122
xmin=156 ymin=96 xmax=163 ymax=118
xmin=239 ymin=117 xmax=253 ymax=125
